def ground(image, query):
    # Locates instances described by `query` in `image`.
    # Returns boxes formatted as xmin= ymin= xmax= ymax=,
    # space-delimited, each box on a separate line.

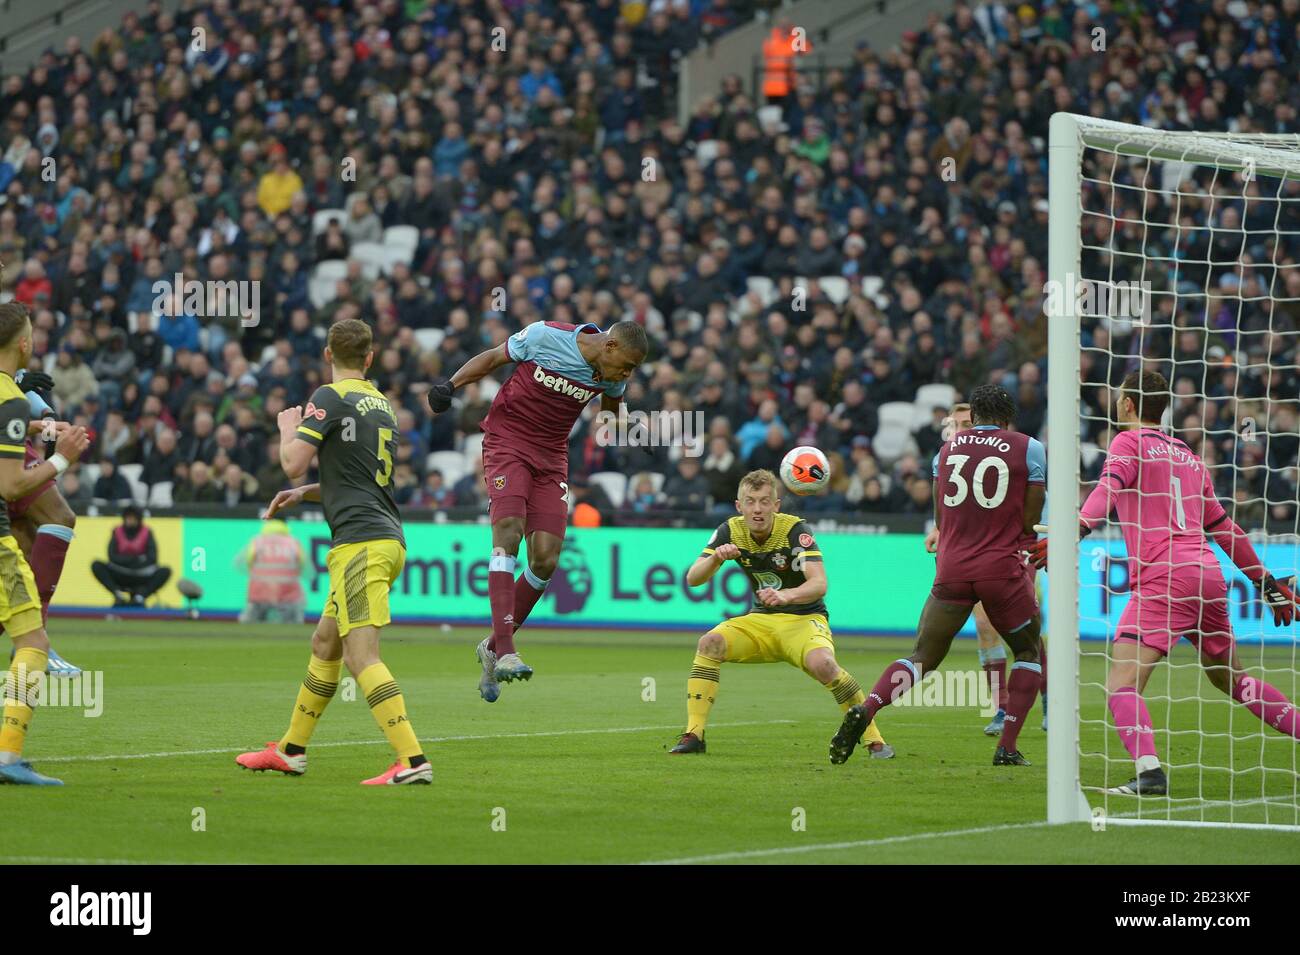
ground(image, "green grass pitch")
xmin=8 ymin=620 xmax=1298 ymax=864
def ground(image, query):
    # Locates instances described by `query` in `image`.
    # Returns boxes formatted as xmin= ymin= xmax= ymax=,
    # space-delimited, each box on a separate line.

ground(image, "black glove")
xmin=426 ymin=378 xmax=456 ymax=415
xmin=1257 ymin=573 xmax=1299 ymax=627
xmin=18 ymin=370 xmax=54 ymax=393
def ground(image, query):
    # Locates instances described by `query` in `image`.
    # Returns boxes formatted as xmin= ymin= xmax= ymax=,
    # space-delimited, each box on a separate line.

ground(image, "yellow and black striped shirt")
xmin=701 ymin=512 xmax=826 ymax=617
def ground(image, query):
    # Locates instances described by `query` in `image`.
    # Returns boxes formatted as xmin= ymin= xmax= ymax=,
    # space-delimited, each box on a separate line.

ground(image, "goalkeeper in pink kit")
xmin=1032 ymin=371 xmax=1299 ymax=796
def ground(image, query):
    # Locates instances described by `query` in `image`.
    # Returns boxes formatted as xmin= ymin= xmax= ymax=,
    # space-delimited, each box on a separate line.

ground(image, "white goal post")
xmin=1046 ymin=112 xmax=1300 ymax=830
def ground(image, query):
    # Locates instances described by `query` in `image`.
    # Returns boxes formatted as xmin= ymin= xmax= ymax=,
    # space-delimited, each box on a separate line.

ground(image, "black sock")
xmin=409 ymin=754 xmax=428 ymax=768
xmin=283 ymin=743 xmax=306 ymax=756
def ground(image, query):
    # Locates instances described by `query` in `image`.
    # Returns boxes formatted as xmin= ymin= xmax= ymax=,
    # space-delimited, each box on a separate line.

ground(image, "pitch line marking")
xmin=37 ymin=719 xmax=797 ymax=763
xmin=638 ymin=821 xmax=1055 ymax=864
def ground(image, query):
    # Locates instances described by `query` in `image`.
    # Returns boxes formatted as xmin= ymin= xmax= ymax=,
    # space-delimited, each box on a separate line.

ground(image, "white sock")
xmin=1136 ymin=754 xmax=1161 ymax=774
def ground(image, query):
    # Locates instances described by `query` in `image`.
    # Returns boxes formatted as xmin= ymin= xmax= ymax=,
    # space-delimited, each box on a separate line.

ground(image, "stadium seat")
xmin=870 ymin=425 xmax=916 ymax=466
xmin=819 ymin=276 xmax=850 ymax=305
xmin=645 ymin=472 xmax=665 ymax=495
xmin=588 ymin=471 xmax=627 ymax=507
xmin=383 ymin=225 xmax=419 ymax=258
xmin=1080 ymin=441 xmax=1102 ymax=471
xmin=914 ymin=383 xmax=958 ymax=412
xmin=147 ymin=482 xmax=174 ymax=508
xmin=695 ymin=139 xmax=721 ymax=167
xmin=878 ymin=402 xmax=917 ymax=433
xmin=462 ymin=432 xmax=485 ymax=460
xmin=861 ymin=275 xmax=888 ymax=308
xmin=308 ymin=276 xmax=337 ymax=309
xmin=312 ymin=208 xmax=347 ymax=236
xmin=118 ymin=464 xmax=147 ymax=505
xmin=478 ymin=377 xmax=500 ymax=402
xmin=911 ymin=403 xmax=937 ymax=431
xmin=80 ymin=464 xmax=100 ymax=487
xmin=746 ymin=276 xmax=777 ymax=306
xmin=756 ymin=105 xmax=785 ymax=133
xmin=426 ymin=450 xmax=468 ymax=486
xmin=413 ymin=328 xmax=445 ymax=354
xmin=313 ymin=260 xmax=348 ymax=283
xmin=349 ymin=242 xmax=387 ymax=280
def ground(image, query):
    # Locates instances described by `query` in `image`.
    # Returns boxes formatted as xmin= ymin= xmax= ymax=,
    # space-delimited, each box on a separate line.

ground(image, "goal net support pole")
xmin=1047 ymin=111 xmax=1091 ymax=825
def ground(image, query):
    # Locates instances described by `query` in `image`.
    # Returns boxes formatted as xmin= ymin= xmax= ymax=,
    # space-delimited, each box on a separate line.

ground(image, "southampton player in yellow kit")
xmin=669 ymin=469 xmax=894 ymax=758
xmin=0 ymin=303 xmax=90 ymax=785
xmin=237 ymin=319 xmax=431 ymax=785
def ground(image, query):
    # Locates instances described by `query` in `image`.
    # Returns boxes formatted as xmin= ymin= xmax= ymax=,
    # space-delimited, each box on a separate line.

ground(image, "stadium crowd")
xmin=0 ymin=0 xmax=1297 ymax=529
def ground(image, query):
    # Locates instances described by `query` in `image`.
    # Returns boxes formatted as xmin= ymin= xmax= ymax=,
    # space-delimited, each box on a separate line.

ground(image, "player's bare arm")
xmin=263 ymin=483 xmax=322 ymax=519
xmin=0 ymin=424 xmax=87 ymax=500
xmin=757 ymin=559 xmax=826 ymax=607
xmin=278 ymin=406 xmax=317 ymax=480
xmin=427 ymin=343 xmax=512 ymax=414
xmin=687 ymin=542 xmax=739 ymax=586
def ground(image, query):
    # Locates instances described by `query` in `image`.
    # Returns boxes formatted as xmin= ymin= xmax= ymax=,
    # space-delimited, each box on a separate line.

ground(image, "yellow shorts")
xmin=0 ymin=535 xmax=42 ymax=639
xmin=320 ymin=539 xmax=405 ymax=638
xmin=712 ymin=612 xmax=834 ymax=670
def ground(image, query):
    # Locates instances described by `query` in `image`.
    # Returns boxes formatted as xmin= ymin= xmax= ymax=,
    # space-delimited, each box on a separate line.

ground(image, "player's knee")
xmin=697 ymin=632 xmax=725 ymax=659
xmin=50 ymin=499 xmax=76 ymax=529
xmin=311 ymin=623 xmax=342 ymax=661
xmin=807 ymin=655 xmax=840 ymax=684
xmin=492 ymin=519 xmax=525 ymax=554
xmin=529 ymin=550 xmax=559 ymax=580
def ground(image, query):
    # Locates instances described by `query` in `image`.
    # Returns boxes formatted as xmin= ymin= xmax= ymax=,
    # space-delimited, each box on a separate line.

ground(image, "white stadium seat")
xmin=819 ymin=276 xmax=850 ymax=305
xmin=313 ymin=260 xmax=348 ymax=283
xmin=861 ymin=275 xmax=888 ymax=308
xmin=148 ymin=482 xmax=174 ymax=508
xmin=588 ymin=470 xmax=628 ymax=507
xmin=308 ymin=276 xmax=337 ymax=309
xmin=914 ymin=383 xmax=958 ymax=412
xmin=312 ymin=208 xmax=347 ymax=236
xmin=462 ymin=432 xmax=485 ymax=459
xmin=478 ymin=377 xmax=501 ymax=402
xmin=118 ymin=463 xmax=147 ymax=505
xmin=413 ymin=328 xmax=445 ymax=354
xmin=426 ymin=450 xmax=468 ymax=486
xmin=1080 ymin=441 xmax=1102 ymax=471
xmin=911 ymin=403 xmax=937 ymax=431
xmin=695 ymin=139 xmax=721 ymax=167
xmin=349 ymin=242 xmax=387 ymax=280
xmin=878 ymin=401 xmax=917 ymax=433
xmin=870 ymin=425 xmax=916 ymax=467
xmin=756 ymin=105 xmax=785 ymax=132
xmin=383 ymin=225 xmax=419 ymax=258
xmin=746 ymin=276 xmax=777 ymax=306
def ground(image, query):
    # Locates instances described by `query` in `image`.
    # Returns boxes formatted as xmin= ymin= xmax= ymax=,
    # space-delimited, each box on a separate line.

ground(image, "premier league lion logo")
xmin=548 ymin=538 xmax=594 ymax=614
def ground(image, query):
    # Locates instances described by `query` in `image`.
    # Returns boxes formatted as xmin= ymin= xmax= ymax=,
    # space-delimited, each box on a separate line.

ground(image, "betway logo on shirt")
xmin=533 ymin=365 xmax=597 ymax=402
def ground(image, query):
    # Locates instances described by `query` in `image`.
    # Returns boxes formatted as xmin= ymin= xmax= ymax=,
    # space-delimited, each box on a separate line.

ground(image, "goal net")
xmin=1046 ymin=113 xmax=1300 ymax=830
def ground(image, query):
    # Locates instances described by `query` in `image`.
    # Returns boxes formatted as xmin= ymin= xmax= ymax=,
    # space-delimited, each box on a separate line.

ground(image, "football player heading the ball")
xmin=669 ymin=468 xmax=894 ymax=758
